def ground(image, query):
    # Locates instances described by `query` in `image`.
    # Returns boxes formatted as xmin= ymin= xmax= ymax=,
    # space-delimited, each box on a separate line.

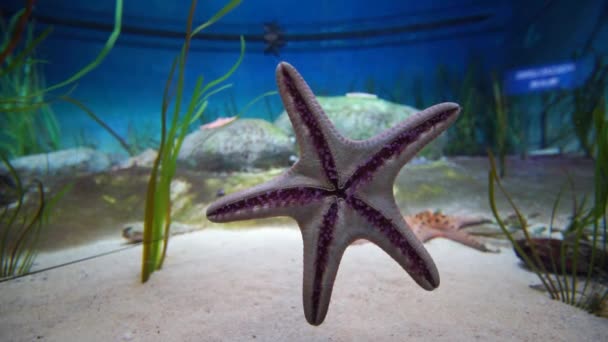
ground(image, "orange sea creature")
xmin=354 ymin=209 xmax=496 ymax=252
xmin=405 ymin=210 xmax=496 ymax=252
xmin=200 ymin=116 xmax=236 ymax=130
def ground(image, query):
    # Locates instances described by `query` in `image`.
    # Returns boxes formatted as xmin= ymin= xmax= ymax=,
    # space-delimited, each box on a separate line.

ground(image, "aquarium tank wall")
xmin=1 ymin=0 xmax=607 ymax=340
xmin=1 ymin=0 xmax=606 ymax=155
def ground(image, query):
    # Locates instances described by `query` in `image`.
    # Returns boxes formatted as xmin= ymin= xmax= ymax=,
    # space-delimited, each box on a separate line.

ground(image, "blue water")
xmin=2 ymin=0 xmax=606 ymax=154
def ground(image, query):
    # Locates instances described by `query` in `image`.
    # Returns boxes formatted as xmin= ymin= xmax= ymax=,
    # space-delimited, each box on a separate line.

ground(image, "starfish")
xmin=405 ymin=210 xmax=496 ymax=252
xmin=206 ymin=62 xmax=460 ymax=325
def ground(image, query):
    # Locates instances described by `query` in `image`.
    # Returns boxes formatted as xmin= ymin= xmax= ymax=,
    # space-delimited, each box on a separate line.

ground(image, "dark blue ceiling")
xmin=4 ymin=0 xmax=605 ymax=63
xmin=3 ymin=1 xmax=512 ymax=53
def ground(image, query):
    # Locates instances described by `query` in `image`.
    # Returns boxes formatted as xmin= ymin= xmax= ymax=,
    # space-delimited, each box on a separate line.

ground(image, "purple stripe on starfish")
xmin=207 ymin=187 xmax=328 ymax=221
xmin=281 ymin=68 xmax=339 ymax=188
xmin=311 ymin=201 xmax=339 ymax=323
xmin=346 ymin=196 xmax=437 ymax=286
xmin=344 ymin=106 xmax=460 ymax=192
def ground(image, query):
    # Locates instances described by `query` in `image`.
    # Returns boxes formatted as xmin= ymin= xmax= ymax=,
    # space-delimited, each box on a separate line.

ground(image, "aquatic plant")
xmin=534 ymin=54 xmax=607 ymax=155
xmin=411 ymin=75 xmax=425 ymax=110
xmin=590 ymin=98 xmax=607 ymax=266
xmin=0 ymin=9 xmax=60 ymax=157
xmin=376 ymin=70 xmax=422 ymax=106
xmin=364 ymin=76 xmax=376 ymax=95
xmin=0 ymin=0 xmax=126 ymax=157
xmin=571 ymin=57 xmax=607 ymax=157
xmin=491 ymin=73 xmax=509 ymax=178
xmin=433 ymin=60 xmax=527 ymax=162
xmin=441 ymin=62 xmax=486 ymax=156
xmin=537 ymin=92 xmax=570 ymax=149
xmin=125 ymin=121 xmax=159 ymax=154
xmin=62 ymin=96 xmax=135 ymax=156
xmin=487 ymin=99 xmax=608 ymax=316
xmin=73 ymin=127 xmax=98 ymax=150
xmin=0 ymin=155 xmax=70 ymax=279
xmin=141 ymin=0 xmax=244 ymax=283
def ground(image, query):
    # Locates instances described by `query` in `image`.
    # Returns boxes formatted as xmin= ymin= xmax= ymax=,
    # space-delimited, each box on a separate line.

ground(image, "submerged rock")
xmin=274 ymin=96 xmax=447 ymax=158
xmin=179 ymin=118 xmax=292 ymax=171
xmin=1 ymin=147 xmax=111 ymax=180
xmin=514 ymin=237 xmax=608 ymax=275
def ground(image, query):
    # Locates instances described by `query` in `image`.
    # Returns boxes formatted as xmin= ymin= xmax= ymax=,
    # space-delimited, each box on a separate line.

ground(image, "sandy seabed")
xmin=1 ymin=228 xmax=607 ymax=342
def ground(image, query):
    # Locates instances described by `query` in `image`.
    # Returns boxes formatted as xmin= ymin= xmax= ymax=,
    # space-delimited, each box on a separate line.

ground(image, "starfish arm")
xmin=405 ymin=211 xmax=496 ymax=252
xmin=344 ymin=102 xmax=460 ymax=192
xmin=347 ymin=196 xmax=440 ymax=290
xmin=276 ymin=62 xmax=347 ymax=188
xmin=410 ymin=226 xmax=442 ymax=243
xmin=440 ymin=230 xmax=498 ymax=253
xmin=206 ymin=171 xmax=328 ymax=222
xmin=298 ymin=199 xmax=354 ymax=325
xmin=452 ymin=215 xmax=492 ymax=229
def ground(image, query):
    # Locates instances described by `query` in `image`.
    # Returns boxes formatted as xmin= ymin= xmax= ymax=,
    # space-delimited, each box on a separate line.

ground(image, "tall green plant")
xmin=487 ymin=98 xmax=608 ymax=315
xmin=141 ymin=0 xmax=244 ymax=283
xmin=434 ymin=60 xmax=527 ymax=160
xmin=491 ymin=73 xmax=509 ymax=178
xmin=0 ymin=0 xmax=35 ymax=66
xmin=488 ymin=153 xmax=607 ymax=315
xmin=0 ymin=155 xmax=70 ymax=279
xmin=442 ymin=62 xmax=486 ymax=155
xmin=589 ymin=98 xmax=607 ymax=269
xmin=0 ymin=0 xmax=124 ymax=157
xmin=572 ymin=57 xmax=607 ymax=157
xmin=0 ymin=14 xmax=60 ymax=157
xmin=456 ymin=67 xmax=481 ymax=148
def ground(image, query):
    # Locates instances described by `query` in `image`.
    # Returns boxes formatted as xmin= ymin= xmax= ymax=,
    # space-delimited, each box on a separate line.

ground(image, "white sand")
xmin=1 ymin=228 xmax=607 ymax=342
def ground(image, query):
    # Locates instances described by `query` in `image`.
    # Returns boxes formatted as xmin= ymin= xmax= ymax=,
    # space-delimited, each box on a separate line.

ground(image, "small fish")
xmin=263 ymin=22 xmax=286 ymax=56
xmin=200 ymin=116 xmax=236 ymax=130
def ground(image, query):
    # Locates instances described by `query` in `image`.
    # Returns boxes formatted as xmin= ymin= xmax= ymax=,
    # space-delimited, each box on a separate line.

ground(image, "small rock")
xmin=113 ymin=148 xmax=158 ymax=170
xmin=121 ymin=221 xmax=201 ymax=243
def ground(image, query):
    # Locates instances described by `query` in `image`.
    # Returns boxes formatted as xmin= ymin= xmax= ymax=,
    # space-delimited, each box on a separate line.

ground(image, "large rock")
xmin=1 ymin=147 xmax=111 ymax=180
xmin=178 ymin=118 xmax=292 ymax=171
xmin=274 ymin=95 xmax=447 ymax=158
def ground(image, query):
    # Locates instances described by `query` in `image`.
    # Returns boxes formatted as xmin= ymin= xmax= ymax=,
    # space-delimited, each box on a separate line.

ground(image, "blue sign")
xmin=504 ymin=60 xmax=584 ymax=95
